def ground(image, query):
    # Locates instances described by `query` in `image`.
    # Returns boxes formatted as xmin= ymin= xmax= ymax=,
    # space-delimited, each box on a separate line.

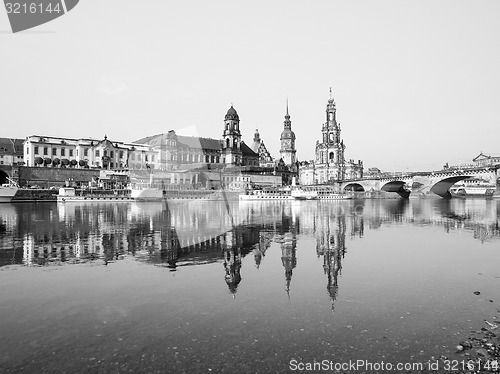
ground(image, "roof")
xmin=225 ymin=106 xmax=239 ymax=120
xmin=241 ymin=141 xmax=259 ymax=157
xmin=177 ymin=136 xmax=221 ymax=150
xmin=473 ymin=152 xmax=500 ymax=161
xmin=135 ymin=133 xmax=222 ymax=151
xmin=0 ymin=138 xmax=24 ymax=156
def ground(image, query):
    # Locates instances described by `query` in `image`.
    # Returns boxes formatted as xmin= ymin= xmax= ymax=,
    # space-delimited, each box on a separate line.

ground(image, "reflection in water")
xmin=1 ymin=199 xmax=499 ymax=305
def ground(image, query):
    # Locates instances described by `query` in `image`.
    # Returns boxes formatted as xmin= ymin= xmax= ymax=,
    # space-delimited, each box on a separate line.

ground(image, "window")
xmin=84 ymin=148 xmax=88 ymax=157
xmin=43 ymin=147 xmax=48 ymax=155
xmin=69 ymin=150 xmax=73 ymax=157
xmin=131 ymin=153 xmax=135 ymax=161
xmin=61 ymin=148 xmax=65 ymax=156
xmin=27 ymin=148 xmax=29 ymax=155
xmin=52 ymin=148 xmax=57 ymax=156
xmin=96 ymin=150 xmax=100 ymax=157
xmin=119 ymin=151 xmax=123 ymax=159
xmin=110 ymin=151 xmax=114 ymax=158
xmin=104 ymin=150 xmax=107 ymax=157
xmin=151 ymin=155 xmax=155 ymax=162
xmin=34 ymin=146 xmax=39 ymax=154
xmin=145 ymin=155 xmax=148 ymax=162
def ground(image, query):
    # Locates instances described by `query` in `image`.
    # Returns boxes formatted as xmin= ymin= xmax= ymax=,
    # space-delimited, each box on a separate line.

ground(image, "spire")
xmin=284 ymin=98 xmax=291 ymax=129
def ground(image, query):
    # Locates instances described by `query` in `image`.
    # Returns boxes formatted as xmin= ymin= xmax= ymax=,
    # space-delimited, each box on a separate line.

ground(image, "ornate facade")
xmin=251 ymin=129 xmax=274 ymax=168
xmin=299 ymin=93 xmax=363 ymax=185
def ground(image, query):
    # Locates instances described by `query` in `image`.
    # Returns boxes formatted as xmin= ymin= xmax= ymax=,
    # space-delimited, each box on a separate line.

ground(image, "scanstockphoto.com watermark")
xmin=289 ymin=358 xmax=500 ymax=372
xmin=3 ymin=0 xmax=79 ymax=33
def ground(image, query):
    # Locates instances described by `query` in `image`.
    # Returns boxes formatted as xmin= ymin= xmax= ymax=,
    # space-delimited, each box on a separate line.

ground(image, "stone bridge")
xmin=340 ymin=166 xmax=500 ymax=198
xmin=0 ymin=165 xmax=16 ymax=185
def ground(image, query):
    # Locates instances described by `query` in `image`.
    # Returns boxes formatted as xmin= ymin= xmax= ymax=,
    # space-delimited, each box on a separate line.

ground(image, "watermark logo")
xmin=4 ymin=0 xmax=79 ymax=33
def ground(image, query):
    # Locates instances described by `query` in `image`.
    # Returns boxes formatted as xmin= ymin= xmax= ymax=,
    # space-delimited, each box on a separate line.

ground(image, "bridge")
xmin=340 ymin=165 xmax=500 ymax=198
xmin=0 ymin=165 xmax=17 ymax=185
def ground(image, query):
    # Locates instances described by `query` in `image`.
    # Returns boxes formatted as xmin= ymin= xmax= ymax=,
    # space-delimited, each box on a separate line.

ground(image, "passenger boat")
xmin=239 ymin=186 xmax=352 ymax=201
xmin=450 ymin=179 xmax=497 ymax=198
xmin=0 ymin=178 xmax=18 ymax=203
xmin=130 ymin=187 xmax=164 ymax=201
xmin=57 ymin=187 xmax=135 ymax=202
xmin=304 ymin=185 xmax=353 ymax=200
xmin=239 ymin=187 xmax=292 ymax=200
xmin=290 ymin=188 xmax=318 ymax=200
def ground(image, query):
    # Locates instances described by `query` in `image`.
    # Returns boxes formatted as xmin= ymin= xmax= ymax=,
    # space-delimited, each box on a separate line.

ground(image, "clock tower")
xmin=280 ymin=100 xmax=296 ymax=166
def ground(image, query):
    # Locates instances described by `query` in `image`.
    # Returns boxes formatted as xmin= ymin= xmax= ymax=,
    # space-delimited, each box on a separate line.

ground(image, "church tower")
xmin=280 ymin=100 xmax=297 ymax=166
xmin=315 ymin=90 xmax=346 ymax=180
xmin=222 ymin=105 xmax=242 ymax=166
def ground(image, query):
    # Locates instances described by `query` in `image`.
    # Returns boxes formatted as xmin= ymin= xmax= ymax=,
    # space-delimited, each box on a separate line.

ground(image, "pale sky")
xmin=1 ymin=0 xmax=499 ymax=171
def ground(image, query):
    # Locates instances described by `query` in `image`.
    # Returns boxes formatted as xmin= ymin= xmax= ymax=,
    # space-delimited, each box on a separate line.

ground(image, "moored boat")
xmin=130 ymin=187 xmax=164 ymax=201
xmin=450 ymin=179 xmax=497 ymax=199
xmin=0 ymin=178 xmax=19 ymax=203
xmin=290 ymin=188 xmax=318 ymax=200
xmin=239 ymin=187 xmax=292 ymax=200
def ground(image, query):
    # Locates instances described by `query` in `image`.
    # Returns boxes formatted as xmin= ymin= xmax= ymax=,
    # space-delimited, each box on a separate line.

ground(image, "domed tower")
xmin=280 ymin=100 xmax=297 ymax=166
xmin=222 ymin=105 xmax=242 ymax=166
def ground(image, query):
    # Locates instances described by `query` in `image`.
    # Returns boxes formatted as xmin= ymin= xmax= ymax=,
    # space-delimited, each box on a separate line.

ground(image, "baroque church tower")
xmin=315 ymin=90 xmax=346 ymax=181
xmin=279 ymin=100 xmax=297 ymax=166
xmin=222 ymin=105 xmax=242 ymax=166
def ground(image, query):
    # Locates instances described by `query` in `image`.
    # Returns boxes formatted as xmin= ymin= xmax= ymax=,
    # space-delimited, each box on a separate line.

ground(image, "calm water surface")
xmin=0 ymin=198 xmax=499 ymax=373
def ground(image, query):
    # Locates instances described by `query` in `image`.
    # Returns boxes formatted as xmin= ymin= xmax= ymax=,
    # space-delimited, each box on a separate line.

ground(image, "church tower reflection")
xmin=314 ymin=203 xmax=349 ymax=314
xmin=222 ymin=232 xmax=242 ymax=295
xmin=281 ymin=232 xmax=297 ymax=298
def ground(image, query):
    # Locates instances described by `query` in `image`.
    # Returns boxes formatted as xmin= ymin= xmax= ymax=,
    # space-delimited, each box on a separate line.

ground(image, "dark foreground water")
xmin=0 ymin=198 xmax=499 ymax=373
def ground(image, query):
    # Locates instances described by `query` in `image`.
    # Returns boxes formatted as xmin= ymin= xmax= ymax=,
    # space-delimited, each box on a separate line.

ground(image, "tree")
xmin=61 ymin=158 xmax=70 ymax=167
xmin=70 ymin=159 xmax=78 ymax=167
xmin=52 ymin=158 xmax=61 ymax=167
xmin=78 ymin=160 xmax=87 ymax=167
xmin=34 ymin=157 xmax=43 ymax=166
xmin=44 ymin=158 xmax=52 ymax=167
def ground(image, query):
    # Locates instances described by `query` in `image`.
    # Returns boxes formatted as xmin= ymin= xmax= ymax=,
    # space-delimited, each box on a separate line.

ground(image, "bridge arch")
xmin=430 ymin=176 xmax=472 ymax=198
xmin=0 ymin=169 xmax=8 ymax=185
xmin=380 ymin=181 xmax=407 ymax=193
xmin=344 ymin=183 xmax=365 ymax=192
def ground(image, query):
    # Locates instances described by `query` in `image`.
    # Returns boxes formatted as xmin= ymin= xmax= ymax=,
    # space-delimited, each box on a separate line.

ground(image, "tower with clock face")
xmin=280 ymin=101 xmax=297 ymax=166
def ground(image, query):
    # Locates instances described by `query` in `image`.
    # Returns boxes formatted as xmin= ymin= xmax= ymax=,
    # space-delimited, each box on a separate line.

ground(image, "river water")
xmin=0 ymin=198 xmax=499 ymax=373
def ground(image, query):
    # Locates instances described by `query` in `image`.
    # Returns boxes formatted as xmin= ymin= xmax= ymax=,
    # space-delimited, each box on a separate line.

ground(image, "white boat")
xmin=0 ymin=178 xmax=19 ymax=203
xmin=57 ymin=187 xmax=135 ymax=202
xmin=239 ymin=187 xmax=292 ymax=200
xmin=130 ymin=187 xmax=163 ymax=201
xmin=450 ymin=179 xmax=497 ymax=198
xmin=290 ymin=188 xmax=318 ymax=200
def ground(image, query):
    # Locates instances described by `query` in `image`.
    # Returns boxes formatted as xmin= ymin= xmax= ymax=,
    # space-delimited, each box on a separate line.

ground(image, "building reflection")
xmin=0 ymin=199 xmax=499 ymax=304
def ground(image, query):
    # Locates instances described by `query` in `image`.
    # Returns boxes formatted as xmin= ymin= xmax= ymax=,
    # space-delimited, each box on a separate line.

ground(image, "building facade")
xmin=299 ymin=93 xmax=363 ymax=185
xmin=0 ymin=138 xmax=24 ymax=166
xmin=24 ymin=135 xmax=156 ymax=170
xmin=136 ymin=105 xmax=259 ymax=171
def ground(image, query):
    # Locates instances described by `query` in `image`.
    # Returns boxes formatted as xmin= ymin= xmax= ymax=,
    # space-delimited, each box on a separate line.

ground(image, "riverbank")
xmin=431 ymin=299 xmax=499 ymax=374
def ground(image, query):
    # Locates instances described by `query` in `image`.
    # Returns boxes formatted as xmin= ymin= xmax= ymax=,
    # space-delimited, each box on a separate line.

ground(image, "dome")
xmin=280 ymin=129 xmax=295 ymax=140
xmin=225 ymin=105 xmax=239 ymax=120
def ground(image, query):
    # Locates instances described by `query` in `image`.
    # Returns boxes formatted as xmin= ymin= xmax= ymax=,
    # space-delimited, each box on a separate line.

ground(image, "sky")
xmin=1 ymin=0 xmax=499 ymax=171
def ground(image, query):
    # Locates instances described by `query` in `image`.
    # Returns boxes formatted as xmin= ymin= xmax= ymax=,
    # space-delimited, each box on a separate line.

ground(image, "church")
xmin=299 ymin=93 xmax=363 ymax=185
